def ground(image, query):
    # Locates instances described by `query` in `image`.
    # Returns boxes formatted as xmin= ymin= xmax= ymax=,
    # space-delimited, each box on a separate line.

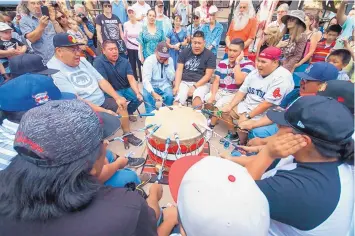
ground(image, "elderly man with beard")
xmin=154 ymin=0 xmax=172 ymax=38
xmin=225 ymin=0 xmax=257 ymax=57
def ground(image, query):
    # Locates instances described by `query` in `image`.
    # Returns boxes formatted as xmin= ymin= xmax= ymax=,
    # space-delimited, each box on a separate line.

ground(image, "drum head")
xmin=145 ymin=106 xmax=207 ymax=141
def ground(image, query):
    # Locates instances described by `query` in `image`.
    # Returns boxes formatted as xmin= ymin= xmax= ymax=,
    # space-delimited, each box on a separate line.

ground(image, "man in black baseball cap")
xmin=240 ymin=96 xmax=354 ymax=235
xmin=9 ymin=53 xmax=59 ymax=78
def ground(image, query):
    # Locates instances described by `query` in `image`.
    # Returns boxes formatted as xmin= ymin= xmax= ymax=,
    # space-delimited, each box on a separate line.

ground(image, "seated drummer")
xmin=238 ymin=96 xmax=354 ymax=236
xmin=204 ymin=38 xmax=255 ymax=130
xmin=221 ymin=47 xmax=294 ymax=145
xmin=94 ymin=40 xmax=143 ymax=122
xmin=173 ymin=31 xmax=216 ymax=108
xmin=142 ymin=42 xmax=175 ymax=113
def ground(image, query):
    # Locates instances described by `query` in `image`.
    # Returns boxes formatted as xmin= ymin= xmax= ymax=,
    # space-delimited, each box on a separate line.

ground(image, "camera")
xmin=78 ymin=13 xmax=88 ymax=23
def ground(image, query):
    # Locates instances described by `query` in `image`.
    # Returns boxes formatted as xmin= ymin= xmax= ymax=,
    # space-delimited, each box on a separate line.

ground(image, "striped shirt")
xmin=310 ymin=38 xmax=336 ymax=63
xmin=215 ymin=58 xmax=255 ymax=92
xmin=0 ymin=119 xmax=19 ymax=170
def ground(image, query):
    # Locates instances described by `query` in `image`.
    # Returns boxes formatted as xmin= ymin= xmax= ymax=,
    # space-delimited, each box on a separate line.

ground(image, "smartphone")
xmin=41 ymin=6 xmax=49 ymax=17
xmin=282 ymin=34 xmax=290 ymax=41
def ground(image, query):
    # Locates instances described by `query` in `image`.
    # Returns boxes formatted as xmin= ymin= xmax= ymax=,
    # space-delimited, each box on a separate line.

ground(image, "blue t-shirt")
xmin=93 ymin=55 xmax=133 ymax=91
xmin=47 ymin=57 xmax=105 ymax=106
xmin=257 ymin=159 xmax=354 ymax=236
xmin=279 ymin=88 xmax=300 ymax=109
xmin=335 ymin=16 xmax=355 ymax=49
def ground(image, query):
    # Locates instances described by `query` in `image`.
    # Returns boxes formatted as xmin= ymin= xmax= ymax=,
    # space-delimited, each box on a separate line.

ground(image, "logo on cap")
xmin=297 ymin=121 xmax=305 ymax=129
xmin=68 ymin=35 xmax=77 ymax=44
xmin=305 ymin=64 xmax=313 ymax=73
xmin=318 ymin=82 xmax=327 ymax=92
xmin=162 ymin=46 xmax=168 ymax=53
xmin=33 ymin=92 xmax=50 ymax=105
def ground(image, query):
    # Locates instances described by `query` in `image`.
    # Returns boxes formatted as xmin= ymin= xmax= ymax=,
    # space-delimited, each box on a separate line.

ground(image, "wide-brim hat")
xmin=281 ymin=10 xmax=306 ymax=29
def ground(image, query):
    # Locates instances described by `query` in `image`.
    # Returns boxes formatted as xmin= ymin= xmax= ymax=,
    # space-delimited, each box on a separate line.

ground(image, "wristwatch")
xmin=245 ymin=113 xmax=251 ymax=119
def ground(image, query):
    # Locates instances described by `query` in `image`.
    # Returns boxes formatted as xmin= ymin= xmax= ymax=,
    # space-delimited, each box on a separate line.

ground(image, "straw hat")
xmin=281 ymin=10 xmax=306 ymax=28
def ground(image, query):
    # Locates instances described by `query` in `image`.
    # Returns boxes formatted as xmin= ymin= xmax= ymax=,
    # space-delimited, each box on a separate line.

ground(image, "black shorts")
xmin=100 ymin=98 xmax=118 ymax=112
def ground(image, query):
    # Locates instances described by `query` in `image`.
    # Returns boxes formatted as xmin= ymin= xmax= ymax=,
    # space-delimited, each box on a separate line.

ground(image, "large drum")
xmin=145 ymin=106 xmax=208 ymax=167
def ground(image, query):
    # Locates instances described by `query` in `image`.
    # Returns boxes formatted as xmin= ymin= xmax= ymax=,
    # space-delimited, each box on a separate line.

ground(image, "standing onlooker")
xmin=187 ymin=11 xmax=201 ymax=44
xmin=138 ymin=9 xmax=164 ymax=62
xmin=335 ymin=0 xmax=355 ymax=49
xmin=195 ymin=0 xmax=210 ymax=24
xmin=124 ymin=6 xmax=143 ymax=82
xmin=96 ymin=1 xmax=126 ymax=58
xmin=19 ymin=0 xmax=64 ymax=64
xmin=225 ymin=0 xmax=257 ymax=56
xmin=166 ymin=15 xmax=187 ymax=69
xmin=201 ymin=5 xmax=223 ymax=56
xmin=154 ymin=0 xmax=172 ymax=38
xmin=173 ymin=0 xmax=192 ymax=28
xmin=277 ymin=10 xmax=307 ymax=72
xmin=0 ymin=22 xmax=27 ymax=74
xmin=132 ymin=0 xmax=151 ymax=22
xmin=73 ymin=5 xmax=96 ymax=58
xmin=268 ymin=3 xmax=289 ymax=32
xmin=112 ymin=0 xmax=128 ymax=24
xmin=292 ymin=13 xmax=322 ymax=86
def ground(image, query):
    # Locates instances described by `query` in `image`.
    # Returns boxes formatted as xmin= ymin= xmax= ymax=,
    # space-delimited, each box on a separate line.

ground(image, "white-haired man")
xmin=268 ymin=3 xmax=289 ymax=32
xmin=225 ymin=0 xmax=257 ymax=57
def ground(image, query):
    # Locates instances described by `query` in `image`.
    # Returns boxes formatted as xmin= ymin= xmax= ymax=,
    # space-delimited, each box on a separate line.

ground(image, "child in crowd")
xmin=310 ymin=24 xmax=342 ymax=63
xmin=67 ymin=19 xmax=96 ymax=59
xmin=326 ymin=49 xmax=351 ymax=81
xmin=0 ymin=22 xmax=26 ymax=74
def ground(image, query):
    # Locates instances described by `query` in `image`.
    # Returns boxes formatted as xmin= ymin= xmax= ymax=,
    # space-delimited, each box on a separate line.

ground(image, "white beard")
xmin=233 ymin=13 xmax=250 ymax=31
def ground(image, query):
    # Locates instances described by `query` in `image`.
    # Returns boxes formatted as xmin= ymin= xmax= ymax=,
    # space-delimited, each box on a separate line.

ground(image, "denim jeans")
xmin=104 ymin=150 xmax=141 ymax=188
xmin=248 ymin=123 xmax=279 ymax=140
xmin=117 ymin=87 xmax=142 ymax=115
xmin=142 ymin=87 xmax=174 ymax=113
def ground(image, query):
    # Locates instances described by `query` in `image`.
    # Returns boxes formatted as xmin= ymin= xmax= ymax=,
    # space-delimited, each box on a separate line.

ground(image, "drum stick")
xmin=116 ymin=113 xmax=155 ymax=118
xmin=157 ymin=137 xmax=171 ymax=181
xmin=198 ymin=123 xmax=240 ymax=149
xmin=174 ymin=132 xmax=182 ymax=158
xmin=192 ymin=123 xmax=220 ymax=155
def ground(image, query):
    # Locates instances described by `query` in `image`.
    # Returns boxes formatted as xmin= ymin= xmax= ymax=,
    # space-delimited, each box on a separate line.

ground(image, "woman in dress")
xmin=138 ymin=9 xmax=164 ymax=63
xmin=124 ymin=7 xmax=143 ymax=82
xmin=166 ymin=15 xmax=187 ymax=69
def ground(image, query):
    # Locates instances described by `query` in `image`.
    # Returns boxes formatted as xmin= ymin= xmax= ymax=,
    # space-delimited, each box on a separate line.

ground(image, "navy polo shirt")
xmin=94 ymin=55 xmax=133 ymax=91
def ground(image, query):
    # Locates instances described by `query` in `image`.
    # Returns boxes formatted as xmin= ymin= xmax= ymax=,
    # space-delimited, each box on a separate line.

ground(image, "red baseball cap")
xmin=259 ymin=47 xmax=282 ymax=60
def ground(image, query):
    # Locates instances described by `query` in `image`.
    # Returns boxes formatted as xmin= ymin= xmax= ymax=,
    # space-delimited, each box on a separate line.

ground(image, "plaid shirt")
xmin=0 ymin=119 xmax=18 ymax=170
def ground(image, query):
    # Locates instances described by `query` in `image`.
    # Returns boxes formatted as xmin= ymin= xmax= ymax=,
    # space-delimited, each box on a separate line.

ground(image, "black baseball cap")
xmin=267 ymin=96 xmax=354 ymax=144
xmin=317 ymin=80 xmax=354 ymax=115
xmin=53 ymin=33 xmax=85 ymax=48
xmin=9 ymin=54 xmax=59 ymax=78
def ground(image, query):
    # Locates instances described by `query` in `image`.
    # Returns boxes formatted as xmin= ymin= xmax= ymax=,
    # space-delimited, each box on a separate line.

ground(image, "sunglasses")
xmin=56 ymin=15 xmax=66 ymax=21
xmin=193 ymin=16 xmax=199 ymax=19
xmin=288 ymin=17 xmax=297 ymax=22
xmin=103 ymin=4 xmax=112 ymax=8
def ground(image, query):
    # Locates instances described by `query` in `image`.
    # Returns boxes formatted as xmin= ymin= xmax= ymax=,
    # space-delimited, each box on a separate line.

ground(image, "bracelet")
xmin=193 ymin=84 xmax=197 ymax=89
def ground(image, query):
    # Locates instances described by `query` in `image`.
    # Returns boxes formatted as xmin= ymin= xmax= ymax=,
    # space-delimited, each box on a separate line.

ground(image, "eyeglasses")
xmin=128 ymin=10 xmax=134 ymax=14
xmin=61 ymin=46 xmax=81 ymax=53
xmin=193 ymin=16 xmax=199 ymax=20
xmin=277 ymin=10 xmax=286 ymax=14
xmin=103 ymin=4 xmax=112 ymax=8
xmin=56 ymin=15 xmax=66 ymax=21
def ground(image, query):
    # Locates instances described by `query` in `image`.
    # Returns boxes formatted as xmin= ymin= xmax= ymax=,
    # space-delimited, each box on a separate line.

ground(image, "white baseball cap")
xmin=0 ymin=22 xmax=12 ymax=32
xmin=169 ymin=155 xmax=270 ymax=236
xmin=209 ymin=5 xmax=218 ymax=14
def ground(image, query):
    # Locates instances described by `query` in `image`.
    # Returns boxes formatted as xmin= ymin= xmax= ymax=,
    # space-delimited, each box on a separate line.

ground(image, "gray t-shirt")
xmin=47 ymin=57 xmax=105 ymax=106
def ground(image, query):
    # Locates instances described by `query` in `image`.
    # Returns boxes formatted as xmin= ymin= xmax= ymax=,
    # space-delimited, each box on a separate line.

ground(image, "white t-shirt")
xmin=131 ymin=2 xmax=151 ymax=21
xmin=237 ymin=66 xmax=294 ymax=119
xmin=47 ymin=57 xmax=105 ymax=106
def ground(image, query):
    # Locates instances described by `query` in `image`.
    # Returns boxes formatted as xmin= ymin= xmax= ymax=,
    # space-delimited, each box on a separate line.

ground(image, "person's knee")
xmin=104 ymin=169 xmax=140 ymax=188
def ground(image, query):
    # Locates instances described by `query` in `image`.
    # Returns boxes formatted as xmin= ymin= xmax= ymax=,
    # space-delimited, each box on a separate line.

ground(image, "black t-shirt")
xmin=0 ymin=38 xmax=24 ymax=51
xmin=0 ymin=188 xmax=158 ymax=236
xmin=95 ymin=14 xmax=122 ymax=41
xmin=177 ymin=47 xmax=216 ymax=82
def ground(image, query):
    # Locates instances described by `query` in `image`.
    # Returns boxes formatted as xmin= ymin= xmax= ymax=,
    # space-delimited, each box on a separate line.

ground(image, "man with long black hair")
xmin=0 ymin=100 xmax=158 ymax=235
